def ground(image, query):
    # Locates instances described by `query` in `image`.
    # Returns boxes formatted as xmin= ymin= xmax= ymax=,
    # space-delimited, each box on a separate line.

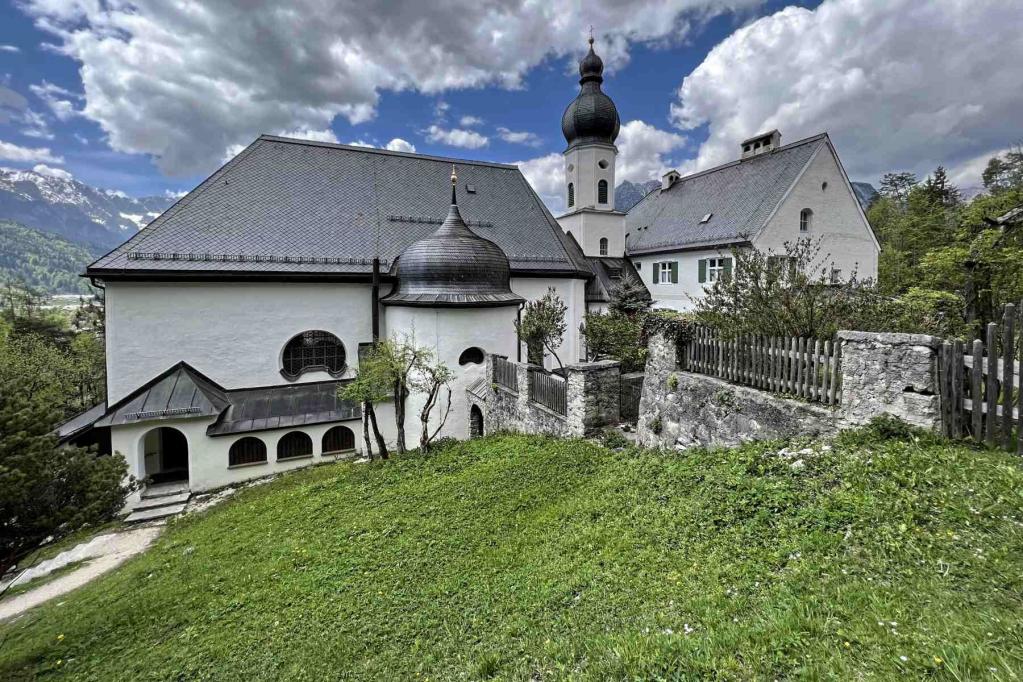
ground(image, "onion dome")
xmin=381 ymin=166 xmax=524 ymax=308
xmin=561 ymin=37 xmax=620 ymax=149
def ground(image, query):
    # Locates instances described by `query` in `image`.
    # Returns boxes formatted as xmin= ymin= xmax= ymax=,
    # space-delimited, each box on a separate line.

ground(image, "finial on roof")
xmin=450 ymin=164 xmax=457 ymax=204
xmin=588 ymin=25 xmax=594 ymax=45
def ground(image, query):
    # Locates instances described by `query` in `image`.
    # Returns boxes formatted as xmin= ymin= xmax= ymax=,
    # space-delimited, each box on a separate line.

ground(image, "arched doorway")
xmin=469 ymin=404 xmax=484 ymax=439
xmin=141 ymin=427 xmax=189 ymax=484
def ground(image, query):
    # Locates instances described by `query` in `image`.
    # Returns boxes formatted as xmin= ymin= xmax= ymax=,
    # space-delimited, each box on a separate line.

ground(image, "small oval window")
xmin=459 ymin=347 xmax=485 ymax=366
xmin=821 ymin=181 xmax=829 ymax=191
xmin=598 ymin=159 xmax=609 ymax=169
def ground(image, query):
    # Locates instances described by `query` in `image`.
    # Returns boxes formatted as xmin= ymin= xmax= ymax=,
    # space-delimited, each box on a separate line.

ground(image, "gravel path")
xmin=0 ymin=524 xmax=164 ymax=621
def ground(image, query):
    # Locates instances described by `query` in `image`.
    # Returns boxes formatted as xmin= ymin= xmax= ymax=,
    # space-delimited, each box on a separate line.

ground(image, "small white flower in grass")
xmin=663 ymin=628 xmax=674 ymax=635
xmin=683 ymin=623 xmax=695 ymax=635
xmin=900 ymin=655 xmax=908 ymax=662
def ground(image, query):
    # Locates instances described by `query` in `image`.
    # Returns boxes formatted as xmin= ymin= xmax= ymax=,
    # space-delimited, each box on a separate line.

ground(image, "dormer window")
xmin=700 ymin=213 xmax=713 ymax=224
xmin=800 ymin=208 xmax=813 ymax=233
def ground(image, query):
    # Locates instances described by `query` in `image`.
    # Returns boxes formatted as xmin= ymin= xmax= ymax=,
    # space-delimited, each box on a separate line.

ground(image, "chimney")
xmin=740 ymin=130 xmax=781 ymax=159
xmin=661 ymin=169 xmax=681 ymax=191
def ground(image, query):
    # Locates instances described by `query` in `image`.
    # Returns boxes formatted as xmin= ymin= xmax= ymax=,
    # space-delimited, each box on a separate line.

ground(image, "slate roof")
xmin=88 ymin=136 xmax=591 ymax=280
xmin=206 ymin=380 xmax=361 ymax=436
xmin=626 ymin=134 xmax=829 ymax=255
xmin=96 ymin=363 xmax=230 ymax=428
xmin=55 ymin=402 xmax=108 ymax=442
xmin=585 ymin=257 xmax=649 ymax=304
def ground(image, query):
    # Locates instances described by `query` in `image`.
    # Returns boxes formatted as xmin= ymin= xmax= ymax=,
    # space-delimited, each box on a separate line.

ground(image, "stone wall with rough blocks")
xmin=637 ymin=329 xmax=944 ymax=449
xmin=468 ymin=355 xmax=621 ymax=439
xmin=836 ymin=331 xmax=941 ymax=431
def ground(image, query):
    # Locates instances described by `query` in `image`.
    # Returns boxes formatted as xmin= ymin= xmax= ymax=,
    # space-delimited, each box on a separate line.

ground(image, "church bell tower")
xmin=557 ymin=37 xmax=625 ymax=258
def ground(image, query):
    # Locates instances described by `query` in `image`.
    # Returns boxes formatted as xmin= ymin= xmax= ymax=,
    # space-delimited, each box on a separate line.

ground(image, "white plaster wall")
xmin=511 ymin=276 xmax=588 ymax=364
xmin=564 ymin=143 xmax=616 ymax=211
xmin=111 ymin=416 xmax=371 ymax=494
xmin=559 ymin=210 xmax=626 ymax=258
xmin=105 ymin=281 xmax=375 ymax=403
xmin=629 ymin=249 xmax=733 ymax=312
xmin=382 ymin=305 xmax=518 ymax=443
xmin=755 ymin=144 xmax=879 ymax=281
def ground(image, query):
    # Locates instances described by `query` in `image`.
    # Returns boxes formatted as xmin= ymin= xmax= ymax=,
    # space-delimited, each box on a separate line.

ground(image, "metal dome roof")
xmin=381 ymin=169 xmax=524 ymax=308
xmin=561 ymin=38 xmax=620 ymax=150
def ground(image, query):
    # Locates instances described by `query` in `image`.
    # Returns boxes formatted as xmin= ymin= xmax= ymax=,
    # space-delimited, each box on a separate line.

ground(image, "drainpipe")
xmin=516 ymin=302 xmax=524 ymax=362
xmin=371 ymin=257 xmax=380 ymax=342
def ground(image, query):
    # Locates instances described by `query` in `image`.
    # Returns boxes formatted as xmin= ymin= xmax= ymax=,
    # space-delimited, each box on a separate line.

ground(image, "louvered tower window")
xmin=567 ymin=183 xmax=575 ymax=208
xmin=598 ymin=179 xmax=608 ymax=204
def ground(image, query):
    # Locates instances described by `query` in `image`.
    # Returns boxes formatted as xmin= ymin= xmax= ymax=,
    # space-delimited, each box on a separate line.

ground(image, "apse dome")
xmin=381 ymin=169 xmax=524 ymax=308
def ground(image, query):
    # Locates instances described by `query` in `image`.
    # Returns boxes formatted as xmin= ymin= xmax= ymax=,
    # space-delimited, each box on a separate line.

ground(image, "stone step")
xmin=125 ymin=503 xmax=188 ymax=524
xmin=141 ymin=482 xmax=189 ymax=499
xmin=134 ymin=491 xmax=191 ymax=512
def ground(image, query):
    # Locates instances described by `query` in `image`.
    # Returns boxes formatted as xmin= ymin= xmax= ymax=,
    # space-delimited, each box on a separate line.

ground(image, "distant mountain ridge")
xmin=0 ymin=220 xmax=95 ymax=294
xmin=615 ymin=179 xmax=660 ymax=213
xmin=0 ymin=168 xmax=173 ymax=253
xmin=851 ymin=182 xmax=879 ymax=211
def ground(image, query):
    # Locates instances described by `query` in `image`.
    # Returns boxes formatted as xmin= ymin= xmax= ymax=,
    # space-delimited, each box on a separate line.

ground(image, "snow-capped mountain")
xmin=0 ymin=168 xmax=174 ymax=253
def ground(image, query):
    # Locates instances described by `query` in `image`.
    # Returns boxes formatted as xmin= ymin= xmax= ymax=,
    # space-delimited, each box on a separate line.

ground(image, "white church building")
xmin=58 ymin=38 xmax=878 ymax=501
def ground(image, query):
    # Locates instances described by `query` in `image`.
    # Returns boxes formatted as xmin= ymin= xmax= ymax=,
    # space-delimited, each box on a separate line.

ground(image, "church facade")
xmin=62 ymin=40 xmax=878 ymax=500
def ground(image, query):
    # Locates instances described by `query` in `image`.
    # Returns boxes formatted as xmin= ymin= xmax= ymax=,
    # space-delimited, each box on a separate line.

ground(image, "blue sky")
xmin=1 ymin=0 xmax=1020 ymax=211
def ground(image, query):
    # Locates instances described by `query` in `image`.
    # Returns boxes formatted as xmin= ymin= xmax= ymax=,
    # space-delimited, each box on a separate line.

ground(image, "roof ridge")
xmin=670 ymin=132 xmax=828 ymax=187
xmin=258 ymin=135 xmax=519 ymax=170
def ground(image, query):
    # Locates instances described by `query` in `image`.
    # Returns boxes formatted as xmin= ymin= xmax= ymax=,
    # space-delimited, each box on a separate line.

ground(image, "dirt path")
xmin=0 ymin=524 xmax=164 ymax=621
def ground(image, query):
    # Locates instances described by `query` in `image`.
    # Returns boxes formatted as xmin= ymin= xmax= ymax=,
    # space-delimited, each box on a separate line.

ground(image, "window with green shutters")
xmin=654 ymin=261 xmax=678 ymax=284
xmin=698 ymin=257 xmax=732 ymax=283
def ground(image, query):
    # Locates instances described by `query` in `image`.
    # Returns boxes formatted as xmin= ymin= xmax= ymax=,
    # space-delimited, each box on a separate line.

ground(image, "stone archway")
xmin=141 ymin=426 xmax=189 ymax=484
xmin=469 ymin=404 xmax=484 ymax=439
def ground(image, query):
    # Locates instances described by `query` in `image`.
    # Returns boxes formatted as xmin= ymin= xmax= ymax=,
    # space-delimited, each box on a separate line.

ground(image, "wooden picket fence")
xmin=528 ymin=366 xmax=567 ymax=416
xmin=680 ymin=326 xmax=842 ymax=405
xmin=938 ymin=302 xmax=1021 ymax=454
xmin=492 ymin=355 xmax=518 ymax=392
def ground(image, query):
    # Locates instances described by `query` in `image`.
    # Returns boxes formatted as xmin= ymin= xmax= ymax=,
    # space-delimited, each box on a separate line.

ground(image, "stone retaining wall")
xmin=638 ymin=329 xmax=943 ymax=449
xmin=468 ymin=356 xmax=621 ymax=438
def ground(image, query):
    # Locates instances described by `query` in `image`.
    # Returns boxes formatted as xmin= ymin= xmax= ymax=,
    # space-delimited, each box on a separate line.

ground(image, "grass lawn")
xmin=1 ymin=422 xmax=1021 ymax=680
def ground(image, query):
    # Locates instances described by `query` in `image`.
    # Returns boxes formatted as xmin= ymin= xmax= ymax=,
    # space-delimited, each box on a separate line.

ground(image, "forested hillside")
xmin=0 ymin=220 xmax=95 ymax=294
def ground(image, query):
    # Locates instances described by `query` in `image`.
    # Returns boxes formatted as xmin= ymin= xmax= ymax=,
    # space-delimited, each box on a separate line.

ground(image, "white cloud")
xmin=164 ymin=188 xmax=188 ymax=199
xmin=278 ymin=128 xmax=339 ymax=144
xmin=18 ymin=0 xmax=757 ymax=175
xmin=497 ymin=127 xmax=542 ymax=147
xmin=29 ymin=80 xmax=80 ymax=121
xmin=20 ymin=109 xmax=53 ymax=139
xmin=385 ymin=138 xmax=416 ymax=153
xmin=459 ymin=115 xmax=483 ymax=127
xmin=615 ymin=120 xmax=686 ymax=182
xmin=515 ymin=152 xmax=564 ymax=213
xmin=0 ymin=139 xmax=63 ymax=164
xmin=347 ymin=140 xmax=376 ymax=148
xmin=425 ymin=125 xmax=488 ymax=149
xmin=670 ymin=0 xmax=1023 ymax=183
xmin=0 ymin=45 xmax=19 ymax=53
xmin=32 ymin=163 xmax=73 ymax=180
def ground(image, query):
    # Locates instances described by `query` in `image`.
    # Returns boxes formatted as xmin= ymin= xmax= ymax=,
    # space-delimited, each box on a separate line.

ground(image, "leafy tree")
xmin=878 ymin=172 xmax=917 ymax=202
xmin=0 ymin=374 xmax=133 ymax=576
xmin=692 ymin=237 xmax=883 ymax=338
xmin=515 ymin=288 xmax=568 ymax=371
xmin=338 ymin=359 xmax=390 ymax=460
xmin=920 ymin=166 xmax=962 ymax=208
xmin=982 ymin=145 xmax=1023 ymax=194
xmin=580 ymin=311 xmax=646 ymax=372
xmin=608 ymin=272 xmax=651 ymax=317
xmin=412 ymin=357 xmax=453 ymax=453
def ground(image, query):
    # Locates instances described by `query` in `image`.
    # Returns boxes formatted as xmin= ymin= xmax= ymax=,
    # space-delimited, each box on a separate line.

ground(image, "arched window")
xmin=599 ymin=237 xmax=609 ymax=256
xmin=277 ymin=431 xmax=312 ymax=460
xmin=458 ymin=347 xmax=485 ymax=365
xmin=322 ymin=426 xmax=355 ymax=455
xmin=799 ymin=208 xmax=813 ymax=233
xmin=281 ymin=330 xmax=346 ymax=379
xmin=597 ymin=179 xmax=608 ymax=204
xmin=229 ymin=437 xmax=267 ymax=466
xmin=567 ymin=183 xmax=575 ymax=208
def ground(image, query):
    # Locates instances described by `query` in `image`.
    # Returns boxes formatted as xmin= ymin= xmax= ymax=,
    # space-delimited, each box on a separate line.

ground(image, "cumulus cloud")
xmin=385 ymin=138 xmax=416 ymax=153
xmin=459 ymin=115 xmax=484 ymax=127
xmin=497 ymin=127 xmax=542 ymax=147
xmin=425 ymin=125 xmax=488 ymax=149
xmin=18 ymin=0 xmax=756 ymax=176
xmin=515 ymin=152 xmax=564 ymax=212
xmin=32 ymin=163 xmax=73 ymax=180
xmin=670 ymin=0 xmax=1023 ymax=184
xmin=0 ymin=139 xmax=63 ymax=164
xmin=279 ymin=128 xmax=339 ymax=144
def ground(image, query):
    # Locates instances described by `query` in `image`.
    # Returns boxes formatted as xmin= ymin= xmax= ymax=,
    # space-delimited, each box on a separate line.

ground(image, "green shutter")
xmin=698 ymin=258 xmax=706 ymax=284
xmin=651 ymin=262 xmax=658 ymax=282
xmin=670 ymin=261 xmax=678 ymax=283
xmin=723 ymin=258 xmax=733 ymax=279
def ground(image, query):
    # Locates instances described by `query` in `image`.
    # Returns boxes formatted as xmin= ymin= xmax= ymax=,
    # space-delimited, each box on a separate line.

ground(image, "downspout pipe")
xmin=371 ymin=257 xmax=380 ymax=342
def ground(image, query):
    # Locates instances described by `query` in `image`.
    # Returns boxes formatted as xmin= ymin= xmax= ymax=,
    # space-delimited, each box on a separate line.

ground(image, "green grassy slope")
xmin=0 ymin=220 xmax=95 ymax=294
xmin=1 ymin=425 xmax=1021 ymax=680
